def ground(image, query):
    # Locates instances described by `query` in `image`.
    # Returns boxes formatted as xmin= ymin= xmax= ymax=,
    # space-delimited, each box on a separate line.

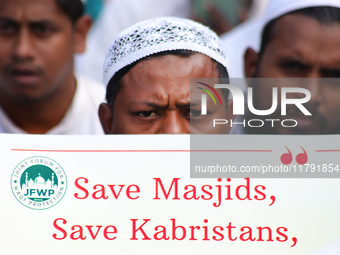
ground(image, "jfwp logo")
xmin=11 ymin=156 xmax=67 ymax=210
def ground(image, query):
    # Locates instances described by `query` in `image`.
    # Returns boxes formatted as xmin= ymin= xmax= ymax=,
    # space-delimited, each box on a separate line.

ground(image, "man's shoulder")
xmin=47 ymin=75 xmax=106 ymax=135
xmin=75 ymin=75 xmax=106 ymax=104
xmin=76 ymin=75 xmax=105 ymax=94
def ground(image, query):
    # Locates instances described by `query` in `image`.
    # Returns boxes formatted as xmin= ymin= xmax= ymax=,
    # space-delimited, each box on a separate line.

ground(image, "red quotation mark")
xmin=281 ymin=146 xmax=308 ymax=165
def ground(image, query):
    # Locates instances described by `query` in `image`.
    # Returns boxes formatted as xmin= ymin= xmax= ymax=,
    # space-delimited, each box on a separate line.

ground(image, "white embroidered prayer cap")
xmin=264 ymin=0 xmax=340 ymax=25
xmin=103 ymin=17 xmax=231 ymax=87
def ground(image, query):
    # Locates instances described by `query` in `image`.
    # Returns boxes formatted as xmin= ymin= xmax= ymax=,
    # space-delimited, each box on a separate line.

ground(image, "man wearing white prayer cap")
xmin=99 ymin=17 xmax=234 ymax=134
xmin=243 ymin=0 xmax=340 ymax=134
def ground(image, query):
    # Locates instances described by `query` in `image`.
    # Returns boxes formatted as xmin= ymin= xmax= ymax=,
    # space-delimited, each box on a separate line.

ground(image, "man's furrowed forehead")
xmin=273 ymin=14 xmax=340 ymax=53
xmin=122 ymin=54 xmax=220 ymax=87
xmin=0 ymin=0 xmax=68 ymax=24
xmin=273 ymin=14 xmax=322 ymax=42
xmin=118 ymin=54 xmax=217 ymax=103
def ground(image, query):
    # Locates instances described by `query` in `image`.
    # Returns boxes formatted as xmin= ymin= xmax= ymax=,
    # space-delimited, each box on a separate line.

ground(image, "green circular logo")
xmin=11 ymin=156 xmax=67 ymax=210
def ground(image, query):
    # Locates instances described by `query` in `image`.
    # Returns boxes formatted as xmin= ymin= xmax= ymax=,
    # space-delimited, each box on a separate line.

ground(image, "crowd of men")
xmin=1 ymin=0 xmax=339 ymax=253
xmin=0 ymin=0 xmax=339 ymax=136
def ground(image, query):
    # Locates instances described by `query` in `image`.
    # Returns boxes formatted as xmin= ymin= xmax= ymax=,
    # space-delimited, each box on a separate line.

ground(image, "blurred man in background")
xmin=0 ymin=0 xmax=105 ymax=134
xmin=232 ymin=0 xmax=340 ymax=134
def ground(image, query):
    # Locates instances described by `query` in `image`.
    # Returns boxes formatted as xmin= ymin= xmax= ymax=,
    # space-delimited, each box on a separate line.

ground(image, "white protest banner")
xmin=1 ymin=134 xmax=340 ymax=254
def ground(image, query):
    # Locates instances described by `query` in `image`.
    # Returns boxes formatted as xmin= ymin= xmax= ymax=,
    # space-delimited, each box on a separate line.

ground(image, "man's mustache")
xmin=3 ymin=61 xmax=44 ymax=76
xmin=285 ymin=104 xmax=328 ymax=133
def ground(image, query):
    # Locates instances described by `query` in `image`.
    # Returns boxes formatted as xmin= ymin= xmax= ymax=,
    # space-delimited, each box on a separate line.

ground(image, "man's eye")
xmin=36 ymin=26 xmax=49 ymax=33
xmin=33 ymin=25 xmax=54 ymax=36
xmin=189 ymin=110 xmax=201 ymax=117
xmin=137 ymin=111 xmax=158 ymax=117
xmin=323 ymin=69 xmax=340 ymax=78
xmin=0 ymin=23 xmax=17 ymax=34
xmin=185 ymin=109 xmax=212 ymax=120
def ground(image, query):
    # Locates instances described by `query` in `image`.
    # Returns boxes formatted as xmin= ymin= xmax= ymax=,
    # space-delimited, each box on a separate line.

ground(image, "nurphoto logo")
xmin=11 ymin=156 xmax=67 ymax=210
xmin=196 ymin=82 xmax=223 ymax=115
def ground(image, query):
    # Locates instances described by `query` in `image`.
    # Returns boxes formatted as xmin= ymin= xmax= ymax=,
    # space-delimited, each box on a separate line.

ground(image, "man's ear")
xmin=244 ymin=47 xmax=259 ymax=78
xmin=73 ymin=15 xmax=92 ymax=54
xmin=226 ymin=99 xmax=234 ymax=134
xmin=98 ymin=103 xmax=113 ymax=134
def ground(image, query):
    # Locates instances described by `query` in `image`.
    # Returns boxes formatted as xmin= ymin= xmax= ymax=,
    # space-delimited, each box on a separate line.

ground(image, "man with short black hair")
xmin=99 ymin=17 xmax=233 ymax=134
xmin=0 ymin=0 xmax=105 ymax=134
xmin=243 ymin=0 xmax=340 ymax=134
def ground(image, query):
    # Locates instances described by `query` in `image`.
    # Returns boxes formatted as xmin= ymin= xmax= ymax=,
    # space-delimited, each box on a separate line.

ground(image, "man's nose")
xmin=297 ymin=78 xmax=322 ymax=111
xmin=157 ymin=112 xmax=190 ymax=134
xmin=305 ymin=79 xmax=322 ymax=105
xmin=13 ymin=28 xmax=34 ymax=60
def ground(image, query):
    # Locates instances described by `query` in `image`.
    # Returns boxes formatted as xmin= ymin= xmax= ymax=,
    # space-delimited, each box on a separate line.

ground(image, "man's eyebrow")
xmin=177 ymin=102 xmax=192 ymax=108
xmin=0 ymin=17 xmax=59 ymax=30
xmin=131 ymin=101 xmax=169 ymax=109
xmin=132 ymin=101 xmax=192 ymax=108
xmin=0 ymin=17 xmax=18 ymax=24
xmin=321 ymin=68 xmax=340 ymax=76
xmin=189 ymin=102 xmax=199 ymax=107
xmin=29 ymin=20 xmax=56 ymax=25
xmin=279 ymin=57 xmax=312 ymax=67
xmin=279 ymin=56 xmax=305 ymax=63
xmin=0 ymin=17 xmax=56 ymax=25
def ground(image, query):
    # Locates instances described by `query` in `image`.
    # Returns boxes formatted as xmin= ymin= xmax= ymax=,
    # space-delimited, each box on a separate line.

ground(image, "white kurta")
xmin=0 ymin=76 xmax=105 ymax=135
